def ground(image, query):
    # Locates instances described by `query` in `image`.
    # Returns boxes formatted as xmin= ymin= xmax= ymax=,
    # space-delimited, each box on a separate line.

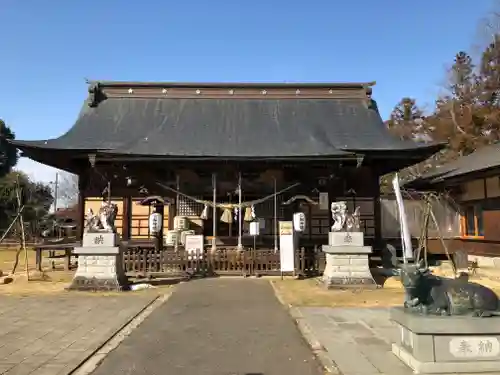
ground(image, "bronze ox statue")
xmin=399 ymin=260 xmax=500 ymax=317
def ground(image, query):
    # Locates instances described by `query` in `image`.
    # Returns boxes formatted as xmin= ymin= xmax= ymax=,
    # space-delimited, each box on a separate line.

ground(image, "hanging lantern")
xmin=293 ymin=212 xmax=306 ymax=232
xmin=149 ymin=212 xmax=163 ymax=233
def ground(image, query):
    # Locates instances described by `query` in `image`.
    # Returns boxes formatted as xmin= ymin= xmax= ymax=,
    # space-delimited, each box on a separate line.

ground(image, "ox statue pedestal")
xmin=321 ymin=231 xmax=376 ymax=288
xmin=391 ymin=261 xmax=500 ymax=373
xmin=391 ymin=307 xmax=500 ymax=374
xmin=67 ymin=232 xmax=128 ymax=292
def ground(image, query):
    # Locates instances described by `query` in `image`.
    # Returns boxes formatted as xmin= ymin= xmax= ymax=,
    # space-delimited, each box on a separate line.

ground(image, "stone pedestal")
xmin=321 ymin=231 xmax=376 ymax=288
xmin=67 ymin=232 xmax=128 ymax=292
xmin=391 ymin=307 xmax=500 ymax=373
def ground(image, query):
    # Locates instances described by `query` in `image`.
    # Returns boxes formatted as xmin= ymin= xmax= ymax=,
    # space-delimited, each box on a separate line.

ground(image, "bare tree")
xmin=57 ymin=172 xmax=79 ymax=208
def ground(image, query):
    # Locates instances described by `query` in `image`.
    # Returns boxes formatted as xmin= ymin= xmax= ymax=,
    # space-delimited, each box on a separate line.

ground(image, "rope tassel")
xmin=221 ymin=208 xmax=233 ymax=223
xmin=200 ymin=204 xmax=209 ymax=220
xmin=244 ymin=206 xmax=254 ymax=222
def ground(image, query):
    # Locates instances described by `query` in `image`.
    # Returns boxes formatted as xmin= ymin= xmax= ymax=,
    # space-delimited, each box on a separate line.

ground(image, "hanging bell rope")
xmin=155 ymin=181 xmax=300 ymax=209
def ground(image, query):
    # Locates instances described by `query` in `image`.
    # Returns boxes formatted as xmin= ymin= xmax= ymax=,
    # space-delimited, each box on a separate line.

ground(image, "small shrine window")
xmin=461 ymin=204 xmax=484 ymax=238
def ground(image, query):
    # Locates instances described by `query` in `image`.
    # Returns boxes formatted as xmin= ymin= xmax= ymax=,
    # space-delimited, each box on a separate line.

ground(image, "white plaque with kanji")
xmin=449 ymin=337 xmax=500 ymax=358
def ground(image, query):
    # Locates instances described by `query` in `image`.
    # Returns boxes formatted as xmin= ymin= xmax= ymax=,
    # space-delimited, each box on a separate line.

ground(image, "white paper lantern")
xmin=149 ymin=212 xmax=163 ymax=233
xmin=249 ymin=221 xmax=260 ymax=236
xmin=293 ymin=212 xmax=306 ymax=232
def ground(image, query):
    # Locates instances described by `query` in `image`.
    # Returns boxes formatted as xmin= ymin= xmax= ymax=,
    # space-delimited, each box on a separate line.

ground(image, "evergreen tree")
xmin=476 ymin=34 xmax=500 ymax=140
xmin=0 ymin=119 xmax=18 ymax=177
xmin=386 ymin=98 xmax=430 ymax=142
xmin=429 ymin=51 xmax=486 ymax=157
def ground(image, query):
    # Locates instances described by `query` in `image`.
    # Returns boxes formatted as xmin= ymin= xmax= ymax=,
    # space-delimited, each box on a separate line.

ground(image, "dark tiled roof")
xmin=11 ymin=81 xmax=442 ymax=160
xmin=407 ymin=143 xmax=500 ymax=187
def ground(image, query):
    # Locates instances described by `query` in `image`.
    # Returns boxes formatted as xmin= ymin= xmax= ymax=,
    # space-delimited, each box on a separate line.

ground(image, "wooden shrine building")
xmin=11 ymin=81 xmax=442 ymax=254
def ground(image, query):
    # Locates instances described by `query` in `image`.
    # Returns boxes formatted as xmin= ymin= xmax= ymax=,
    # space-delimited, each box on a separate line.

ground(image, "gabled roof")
xmin=11 ymin=81 xmax=442 ymax=164
xmin=406 ymin=142 xmax=500 ymax=188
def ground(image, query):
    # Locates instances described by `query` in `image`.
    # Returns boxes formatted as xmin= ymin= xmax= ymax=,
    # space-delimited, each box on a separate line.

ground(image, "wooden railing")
xmin=122 ymin=247 xmax=325 ymax=278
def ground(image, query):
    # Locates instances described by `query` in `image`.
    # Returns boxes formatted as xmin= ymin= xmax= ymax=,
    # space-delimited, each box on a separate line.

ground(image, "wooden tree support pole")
xmin=15 ymin=180 xmax=28 ymax=280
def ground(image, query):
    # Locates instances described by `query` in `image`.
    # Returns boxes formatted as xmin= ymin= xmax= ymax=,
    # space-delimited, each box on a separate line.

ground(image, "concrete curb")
xmin=269 ymin=281 xmax=342 ymax=374
xmin=70 ymin=291 xmax=173 ymax=375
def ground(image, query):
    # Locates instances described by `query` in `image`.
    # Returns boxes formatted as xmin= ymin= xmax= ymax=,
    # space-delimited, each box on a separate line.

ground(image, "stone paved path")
xmin=0 ymin=293 xmax=159 ymax=375
xmin=91 ymin=279 xmax=323 ymax=375
xmin=294 ymin=307 xmax=416 ymax=375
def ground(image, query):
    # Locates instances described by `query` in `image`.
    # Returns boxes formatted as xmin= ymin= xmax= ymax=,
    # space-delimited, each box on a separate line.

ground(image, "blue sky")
xmin=0 ymin=0 xmax=496 ymax=184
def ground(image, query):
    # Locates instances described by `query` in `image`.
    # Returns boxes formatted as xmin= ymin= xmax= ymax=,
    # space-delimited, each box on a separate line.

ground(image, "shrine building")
xmin=10 ymin=81 xmax=442 ymax=253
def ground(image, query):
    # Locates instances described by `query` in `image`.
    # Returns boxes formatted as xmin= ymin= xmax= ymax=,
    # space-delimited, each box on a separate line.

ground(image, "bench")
xmin=33 ymin=242 xmax=79 ymax=271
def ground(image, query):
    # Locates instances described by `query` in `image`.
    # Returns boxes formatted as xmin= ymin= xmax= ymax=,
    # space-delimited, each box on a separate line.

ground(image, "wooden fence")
xmin=122 ymin=247 xmax=325 ymax=278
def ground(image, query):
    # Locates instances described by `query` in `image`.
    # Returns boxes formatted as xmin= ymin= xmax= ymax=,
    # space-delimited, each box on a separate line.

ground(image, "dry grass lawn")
xmin=271 ymin=266 xmax=500 ymax=308
xmin=0 ymin=247 xmax=38 ymax=274
xmin=0 ymin=248 xmax=78 ymax=295
xmin=0 ymin=248 xmax=171 ymax=296
xmin=272 ymin=277 xmax=406 ymax=308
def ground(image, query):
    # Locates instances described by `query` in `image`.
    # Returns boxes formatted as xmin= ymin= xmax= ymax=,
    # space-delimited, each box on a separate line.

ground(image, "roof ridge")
xmin=85 ymin=79 xmax=376 ymax=89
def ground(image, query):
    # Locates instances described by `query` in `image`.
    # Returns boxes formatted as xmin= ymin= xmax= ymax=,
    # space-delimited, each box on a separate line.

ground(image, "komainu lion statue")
xmin=331 ymin=201 xmax=361 ymax=232
xmin=84 ymin=201 xmax=118 ymax=233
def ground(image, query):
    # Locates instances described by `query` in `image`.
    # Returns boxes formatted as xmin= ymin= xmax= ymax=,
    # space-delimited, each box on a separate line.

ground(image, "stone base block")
xmin=322 ymin=253 xmax=376 ymax=289
xmin=67 ymin=250 xmax=128 ymax=292
xmin=74 ymin=246 xmax=121 ymax=254
xmin=391 ymin=307 xmax=500 ymax=373
xmin=321 ymin=244 xmax=372 ymax=254
xmin=67 ymin=276 xmax=128 ymax=292
xmin=323 ymin=276 xmax=377 ymax=289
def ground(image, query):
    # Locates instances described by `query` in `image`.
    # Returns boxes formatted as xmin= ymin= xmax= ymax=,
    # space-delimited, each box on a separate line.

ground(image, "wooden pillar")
xmin=273 ymin=177 xmax=278 ymax=252
xmin=77 ymin=174 xmax=86 ymax=241
xmin=154 ymin=203 xmax=164 ymax=252
xmin=122 ymin=196 xmax=132 ymax=240
xmin=373 ymin=175 xmax=382 ymax=250
xmin=175 ymin=174 xmax=180 ymax=251
xmin=212 ymin=173 xmax=217 ymax=252
xmin=237 ymin=172 xmax=242 ymax=250
xmin=327 ymin=190 xmax=334 ymax=231
xmin=167 ymin=202 xmax=175 ymax=230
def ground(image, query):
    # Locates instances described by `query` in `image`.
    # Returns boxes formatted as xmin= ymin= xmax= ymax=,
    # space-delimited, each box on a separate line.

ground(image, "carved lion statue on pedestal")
xmin=84 ymin=201 xmax=118 ymax=233
xmin=331 ymin=201 xmax=360 ymax=232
